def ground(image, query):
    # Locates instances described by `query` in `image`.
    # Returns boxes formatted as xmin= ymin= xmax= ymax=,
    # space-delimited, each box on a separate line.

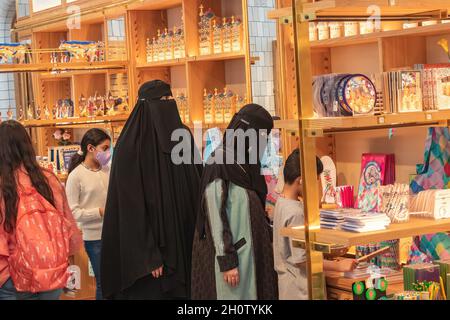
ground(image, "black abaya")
xmin=101 ymin=80 xmax=201 ymax=299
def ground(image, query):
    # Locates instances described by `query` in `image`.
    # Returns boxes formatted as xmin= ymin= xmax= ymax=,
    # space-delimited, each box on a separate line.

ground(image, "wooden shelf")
xmin=193 ymin=52 xmax=246 ymax=62
xmin=136 ymin=58 xmax=187 ymax=68
xmin=269 ymin=1 xmax=450 ymax=20
xmin=311 ymin=23 xmax=450 ymax=49
xmin=40 ymin=69 xmax=109 ymax=79
xmin=281 ymin=217 xmax=450 ymax=247
xmin=274 ymin=110 xmax=450 ymax=133
xmin=0 ymin=61 xmax=128 ymax=73
xmin=22 ymin=114 xmax=129 ymax=128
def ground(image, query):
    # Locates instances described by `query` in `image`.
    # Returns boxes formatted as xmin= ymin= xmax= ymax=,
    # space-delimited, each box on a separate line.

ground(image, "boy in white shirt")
xmin=273 ymin=150 xmax=356 ymax=300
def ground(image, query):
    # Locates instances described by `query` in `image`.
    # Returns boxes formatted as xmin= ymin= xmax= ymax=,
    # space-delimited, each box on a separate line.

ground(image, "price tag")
xmin=426 ymin=113 xmax=432 ymax=120
xmin=378 ymin=116 xmax=385 ymax=124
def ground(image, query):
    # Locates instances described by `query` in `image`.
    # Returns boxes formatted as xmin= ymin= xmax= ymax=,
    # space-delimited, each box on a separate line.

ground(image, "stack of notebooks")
xmin=341 ymin=213 xmax=391 ymax=233
xmin=320 ymin=208 xmax=361 ymax=230
xmin=320 ymin=209 xmax=391 ymax=233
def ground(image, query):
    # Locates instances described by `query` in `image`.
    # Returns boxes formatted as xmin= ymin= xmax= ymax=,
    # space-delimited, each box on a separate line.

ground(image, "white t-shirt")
xmin=273 ymin=197 xmax=308 ymax=300
xmin=66 ymin=164 xmax=110 ymax=241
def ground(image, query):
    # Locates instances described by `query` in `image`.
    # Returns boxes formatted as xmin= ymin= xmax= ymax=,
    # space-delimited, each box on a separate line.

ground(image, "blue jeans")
xmin=84 ymin=240 xmax=102 ymax=300
xmin=0 ymin=278 xmax=62 ymax=300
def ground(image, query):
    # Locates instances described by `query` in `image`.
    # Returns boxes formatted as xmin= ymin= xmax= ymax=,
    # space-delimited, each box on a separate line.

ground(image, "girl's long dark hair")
xmin=68 ymin=128 xmax=111 ymax=174
xmin=0 ymin=120 xmax=55 ymax=233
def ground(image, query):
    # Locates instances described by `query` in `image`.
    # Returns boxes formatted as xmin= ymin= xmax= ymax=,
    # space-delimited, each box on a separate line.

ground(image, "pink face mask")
xmin=96 ymin=150 xmax=111 ymax=167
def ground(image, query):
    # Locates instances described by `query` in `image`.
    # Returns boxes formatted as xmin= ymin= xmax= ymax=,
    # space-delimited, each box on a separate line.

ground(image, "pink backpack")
xmin=9 ymin=185 xmax=71 ymax=293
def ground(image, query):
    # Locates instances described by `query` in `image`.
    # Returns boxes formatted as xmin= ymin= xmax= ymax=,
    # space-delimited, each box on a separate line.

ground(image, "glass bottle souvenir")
xmin=56 ymin=99 xmax=63 ymax=119
xmin=146 ymin=38 xmax=153 ymax=63
xmin=223 ymin=88 xmax=234 ymax=123
xmin=199 ymin=5 xmax=214 ymax=56
xmin=213 ymin=19 xmax=223 ymax=54
xmin=179 ymin=27 xmax=185 ymax=58
xmin=165 ymin=28 xmax=174 ymax=60
xmin=222 ymin=18 xmax=232 ymax=53
xmin=203 ymin=89 xmax=213 ymax=124
xmin=152 ymin=37 xmax=159 ymax=62
xmin=231 ymin=16 xmax=243 ymax=52
xmin=235 ymin=94 xmax=246 ymax=113
xmin=157 ymin=30 xmax=165 ymax=61
xmin=214 ymin=88 xmax=224 ymax=124
xmin=175 ymin=91 xmax=184 ymax=122
xmin=183 ymin=93 xmax=190 ymax=124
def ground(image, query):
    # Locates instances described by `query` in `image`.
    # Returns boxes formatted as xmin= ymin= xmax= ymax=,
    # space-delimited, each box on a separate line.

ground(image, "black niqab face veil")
xmin=101 ymin=80 xmax=201 ymax=299
xmin=197 ymin=103 xmax=274 ymax=237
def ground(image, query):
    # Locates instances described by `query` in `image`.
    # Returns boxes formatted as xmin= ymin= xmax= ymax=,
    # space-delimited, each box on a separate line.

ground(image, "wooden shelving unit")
xmin=271 ymin=0 xmax=450 ymax=300
xmin=282 ymin=218 xmax=450 ymax=247
xmin=13 ymin=0 xmax=253 ymax=301
xmin=14 ymin=0 xmax=252 ymax=154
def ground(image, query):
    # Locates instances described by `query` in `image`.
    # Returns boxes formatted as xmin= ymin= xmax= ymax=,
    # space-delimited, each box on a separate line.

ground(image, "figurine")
xmin=43 ymin=105 xmax=50 ymax=120
xmin=7 ymin=106 xmax=13 ymax=120
xmin=27 ymin=104 xmax=34 ymax=120
xmin=35 ymin=105 xmax=41 ymax=120
xmin=18 ymin=107 xmax=24 ymax=121
xmin=52 ymin=105 xmax=57 ymax=120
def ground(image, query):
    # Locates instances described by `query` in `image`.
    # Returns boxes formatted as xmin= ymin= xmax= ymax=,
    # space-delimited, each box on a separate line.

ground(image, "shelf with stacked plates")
xmin=270 ymin=0 xmax=450 ymax=300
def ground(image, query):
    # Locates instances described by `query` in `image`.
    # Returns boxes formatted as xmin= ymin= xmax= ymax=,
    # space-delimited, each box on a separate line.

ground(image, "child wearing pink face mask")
xmin=66 ymin=128 xmax=112 ymax=300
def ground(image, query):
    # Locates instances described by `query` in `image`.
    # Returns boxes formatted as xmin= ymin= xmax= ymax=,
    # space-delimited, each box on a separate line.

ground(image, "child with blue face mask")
xmin=66 ymin=128 xmax=112 ymax=300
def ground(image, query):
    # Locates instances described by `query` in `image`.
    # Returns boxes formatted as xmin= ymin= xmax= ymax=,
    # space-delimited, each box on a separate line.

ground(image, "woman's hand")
xmin=151 ymin=266 xmax=164 ymax=278
xmin=223 ymin=268 xmax=240 ymax=287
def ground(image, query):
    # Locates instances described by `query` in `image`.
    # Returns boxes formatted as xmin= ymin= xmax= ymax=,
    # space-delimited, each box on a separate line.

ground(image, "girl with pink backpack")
xmin=0 ymin=121 xmax=82 ymax=300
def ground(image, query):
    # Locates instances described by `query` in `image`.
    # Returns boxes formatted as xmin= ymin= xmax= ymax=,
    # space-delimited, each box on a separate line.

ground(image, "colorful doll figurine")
xmin=7 ymin=106 xmax=13 ymax=120
xmin=18 ymin=107 xmax=24 ymax=121
xmin=35 ymin=105 xmax=41 ymax=120
xmin=43 ymin=105 xmax=50 ymax=120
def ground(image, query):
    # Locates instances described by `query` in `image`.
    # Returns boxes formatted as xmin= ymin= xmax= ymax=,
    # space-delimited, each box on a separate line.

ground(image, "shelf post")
xmin=292 ymin=0 xmax=325 ymax=300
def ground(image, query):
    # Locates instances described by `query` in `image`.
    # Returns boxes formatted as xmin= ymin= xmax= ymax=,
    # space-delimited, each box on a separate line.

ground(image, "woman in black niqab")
xmin=101 ymin=80 xmax=201 ymax=300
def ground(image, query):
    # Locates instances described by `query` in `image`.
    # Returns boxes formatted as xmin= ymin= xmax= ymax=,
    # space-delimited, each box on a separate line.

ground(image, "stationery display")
xmin=352 ymin=277 xmax=388 ymax=300
xmin=319 ymin=208 xmax=361 ymax=230
xmin=414 ymin=64 xmax=450 ymax=111
xmin=198 ymin=6 xmax=243 ymax=56
xmin=379 ymin=184 xmax=410 ymax=223
xmin=409 ymin=189 xmax=450 ymax=219
xmin=382 ymin=70 xmax=423 ymax=113
xmin=336 ymin=185 xmax=354 ymax=208
xmin=174 ymin=90 xmax=190 ymax=124
xmin=0 ymin=43 xmax=29 ymax=64
xmin=57 ymin=41 xmax=105 ymax=63
xmin=341 ymin=212 xmax=391 ymax=233
xmin=403 ymin=263 xmax=440 ymax=291
xmin=203 ymin=88 xmax=246 ymax=124
xmin=356 ymin=153 xmax=395 ymax=213
xmin=320 ymin=156 xmax=337 ymax=205
xmin=146 ymin=25 xmax=185 ymax=63
xmin=410 ymin=127 xmax=450 ymax=193
xmin=313 ymin=73 xmax=377 ymax=117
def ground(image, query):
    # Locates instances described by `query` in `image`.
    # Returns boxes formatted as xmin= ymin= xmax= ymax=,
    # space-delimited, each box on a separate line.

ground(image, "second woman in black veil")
xmin=101 ymin=80 xmax=201 ymax=300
